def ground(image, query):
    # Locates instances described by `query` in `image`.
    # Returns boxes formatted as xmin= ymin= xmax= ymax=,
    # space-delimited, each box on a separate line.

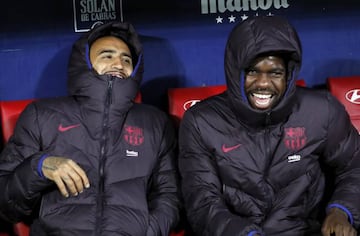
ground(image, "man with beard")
xmin=0 ymin=21 xmax=180 ymax=235
xmin=178 ymin=16 xmax=360 ymax=236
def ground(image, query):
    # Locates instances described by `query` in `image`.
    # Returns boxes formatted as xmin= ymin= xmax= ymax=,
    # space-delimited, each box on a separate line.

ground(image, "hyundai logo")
xmin=345 ymin=89 xmax=360 ymax=104
xmin=183 ymin=100 xmax=201 ymax=110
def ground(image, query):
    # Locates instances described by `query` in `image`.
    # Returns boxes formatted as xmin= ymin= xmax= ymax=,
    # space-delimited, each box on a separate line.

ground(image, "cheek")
xmin=274 ymin=80 xmax=287 ymax=94
xmin=244 ymin=78 xmax=252 ymax=92
xmin=92 ymin=61 xmax=107 ymax=75
xmin=124 ymin=65 xmax=134 ymax=76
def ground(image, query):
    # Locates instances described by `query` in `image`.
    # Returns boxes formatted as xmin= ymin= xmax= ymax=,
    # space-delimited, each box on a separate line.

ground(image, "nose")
xmin=255 ymin=72 xmax=272 ymax=87
xmin=111 ymin=57 xmax=123 ymax=69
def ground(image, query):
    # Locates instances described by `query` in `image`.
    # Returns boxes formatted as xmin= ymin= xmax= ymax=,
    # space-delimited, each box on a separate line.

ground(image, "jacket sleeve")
xmin=323 ymin=94 xmax=360 ymax=229
xmin=0 ymin=103 xmax=53 ymax=222
xmin=146 ymin=118 xmax=181 ymax=236
xmin=178 ymin=111 xmax=262 ymax=236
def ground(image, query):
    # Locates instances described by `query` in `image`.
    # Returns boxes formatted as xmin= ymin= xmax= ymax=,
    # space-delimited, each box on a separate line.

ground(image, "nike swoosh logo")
xmin=222 ymin=144 xmax=242 ymax=153
xmin=58 ymin=124 xmax=80 ymax=132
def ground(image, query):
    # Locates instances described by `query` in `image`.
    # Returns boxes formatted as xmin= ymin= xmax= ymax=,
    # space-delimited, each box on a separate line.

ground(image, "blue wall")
xmin=1 ymin=0 xmax=360 ymax=110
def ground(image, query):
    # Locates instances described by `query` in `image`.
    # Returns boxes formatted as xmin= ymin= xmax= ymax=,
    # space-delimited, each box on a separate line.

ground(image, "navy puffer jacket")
xmin=0 ymin=22 xmax=180 ymax=236
xmin=179 ymin=16 xmax=360 ymax=235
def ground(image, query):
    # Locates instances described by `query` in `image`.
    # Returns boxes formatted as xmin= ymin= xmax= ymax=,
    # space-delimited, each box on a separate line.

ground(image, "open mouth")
xmin=251 ymin=93 xmax=274 ymax=109
xmin=106 ymin=72 xmax=126 ymax=79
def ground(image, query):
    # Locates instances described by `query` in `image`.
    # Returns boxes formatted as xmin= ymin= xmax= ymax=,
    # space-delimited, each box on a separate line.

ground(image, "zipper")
xmin=262 ymin=112 xmax=274 ymax=221
xmin=106 ymin=78 xmax=114 ymax=105
xmin=95 ymin=78 xmax=114 ymax=235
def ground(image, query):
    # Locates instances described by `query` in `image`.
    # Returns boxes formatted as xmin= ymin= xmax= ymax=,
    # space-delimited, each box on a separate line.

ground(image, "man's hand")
xmin=322 ymin=207 xmax=357 ymax=236
xmin=42 ymin=156 xmax=90 ymax=197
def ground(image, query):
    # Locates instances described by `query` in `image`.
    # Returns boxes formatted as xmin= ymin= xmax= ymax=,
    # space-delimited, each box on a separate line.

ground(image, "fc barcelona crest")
xmin=124 ymin=125 xmax=144 ymax=146
xmin=284 ymin=127 xmax=307 ymax=151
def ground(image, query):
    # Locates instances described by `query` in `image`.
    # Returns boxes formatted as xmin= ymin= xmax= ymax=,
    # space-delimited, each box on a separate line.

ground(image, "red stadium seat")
xmin=168 ymin=85 xmax=227 ymax=126
xmin=134 ymin=92 xmax=142 ymax=104
xmin=0 ymin=99 xmax=35 ymax=143
xmin=327 ymin=76 xmax=360 ymax=133
xmin=295 ymin=79 xmax=306 ymax=87
xmin=0 ymin=99 xmax=34 ymax=236
xmin=0 ymin=93 xmax=185 ymax=236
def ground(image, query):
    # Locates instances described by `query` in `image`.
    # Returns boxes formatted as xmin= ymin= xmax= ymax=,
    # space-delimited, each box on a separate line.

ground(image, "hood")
xmin=67 ymin=21 xmax=144 ymax=104
xmin=224 ymin=16 xmax=302 ymax=127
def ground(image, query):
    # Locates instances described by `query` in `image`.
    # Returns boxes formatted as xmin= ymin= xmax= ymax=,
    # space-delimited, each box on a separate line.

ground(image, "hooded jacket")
xmin=0 ymin=22 xmax=180 ymax=236
xmin=179 ymin=16 xmax=360 ymax=235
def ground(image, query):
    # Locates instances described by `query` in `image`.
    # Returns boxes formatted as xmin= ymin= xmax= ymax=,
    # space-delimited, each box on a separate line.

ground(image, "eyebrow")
xmin=269 ymin=68 xmax=285 ymax=72
xmin=97 ymin=49 xmax=132 ymax=59
xmin=248 ymin=66 xmax=285 ymax=71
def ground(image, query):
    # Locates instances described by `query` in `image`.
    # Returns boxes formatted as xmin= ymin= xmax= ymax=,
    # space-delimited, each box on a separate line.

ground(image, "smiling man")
xmin=178 ymin=16 xmax=360 ymax=236
xmin=89 ymin=36 xmax=133 ymax=79
xmin=245 ymin=55 xmax=287 ymax=110
xmin=0 ymin=22 xmax=180 ymax=235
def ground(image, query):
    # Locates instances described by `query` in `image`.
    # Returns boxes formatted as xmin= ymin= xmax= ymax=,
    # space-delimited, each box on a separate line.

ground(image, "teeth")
xmin=256 ymin=99 xmax=270 ymax=105
xmin=253 ymin=93 xmax=271 ymax=99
